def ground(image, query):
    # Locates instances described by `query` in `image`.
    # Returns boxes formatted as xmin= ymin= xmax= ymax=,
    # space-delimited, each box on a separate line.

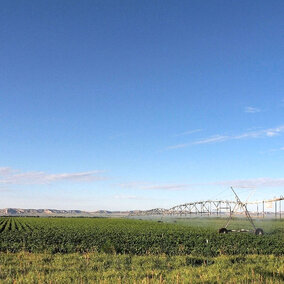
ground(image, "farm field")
xmin=0 ymin=217 xmax=283 ymax=255
xmin=0 ymin=217 xmax=283 ymax=283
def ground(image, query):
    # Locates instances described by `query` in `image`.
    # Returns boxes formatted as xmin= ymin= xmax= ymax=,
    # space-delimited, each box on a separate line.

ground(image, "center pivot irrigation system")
xmin=131 ymin=189 xmax=283 ymax=218
xmin=218 ymin=187 xmax=264 ymax=235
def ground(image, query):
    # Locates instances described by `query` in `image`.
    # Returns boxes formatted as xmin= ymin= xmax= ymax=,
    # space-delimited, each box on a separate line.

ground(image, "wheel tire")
xmin=219 ymin=228 xmax=228 ymax=234
xmin=255 ymin=228 xmax=264 ymax=235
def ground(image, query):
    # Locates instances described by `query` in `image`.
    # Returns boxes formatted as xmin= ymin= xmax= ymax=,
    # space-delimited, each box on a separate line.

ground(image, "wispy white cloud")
xmin=240 ymin=125 xmax=284 ymax=138
xmin=0 ymin=167 xmax=14 ymax=175
xmin=142 ymin=184 xmax=188 ymax=191
xmin=109 ymin=132 xmax=127 ymax=140
xmin=166 ymin=143 xmax=191 ymax=150
xmin=211 ymin=177 xmax=284 ymax=188
xmin=118 ymin=182 xmax=148 ymax=189
xmin=0 ymin=167 xmax=106 ymax=185
xmin=167 ymin=125 xmax=284 ymax=149
xmin=0 ymin=187 xmax=11 ymax=192
xmin=264 ymin=146 xmax=284 ymax=153
xmin=175 ymin=129 xmax=203 ymax=137
xmin=113 ymin=194 xmax=153 ymax=201
xmin=244 ymin=106 xmax=261 ymax=113
xmin=192 ymin=135 xmax=228 ymax=145
xmin=119 ymin=176 xmax=284 ymax=192
xmin=118 ymin=182 xmax=191 ymax=191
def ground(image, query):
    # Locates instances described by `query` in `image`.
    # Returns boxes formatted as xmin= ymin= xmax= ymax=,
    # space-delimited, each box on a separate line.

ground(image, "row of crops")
xmin=0 ymin=217 xmax=283 ymax=256
xmin=0 ymin=217 xmax=32 ymax=233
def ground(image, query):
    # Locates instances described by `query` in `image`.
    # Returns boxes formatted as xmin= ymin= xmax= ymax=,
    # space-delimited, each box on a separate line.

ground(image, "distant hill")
xmin=0 ymin=208 xmax=131 ymax=217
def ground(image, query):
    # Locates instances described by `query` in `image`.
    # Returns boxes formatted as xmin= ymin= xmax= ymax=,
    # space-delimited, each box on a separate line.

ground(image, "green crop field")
xmin=0 ymin=217 xmax=283 ymax=283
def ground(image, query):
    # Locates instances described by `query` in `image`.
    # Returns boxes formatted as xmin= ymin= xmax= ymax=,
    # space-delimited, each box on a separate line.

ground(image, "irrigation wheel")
xmin=255 ymin=228 xmax=264 ymax=235
xmin=219 ymin=228 xmax=228 ymax=234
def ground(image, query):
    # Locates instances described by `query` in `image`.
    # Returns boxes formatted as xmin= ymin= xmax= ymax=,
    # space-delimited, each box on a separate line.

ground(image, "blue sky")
xmin=1 ymin=0 xmax=284 ymax=210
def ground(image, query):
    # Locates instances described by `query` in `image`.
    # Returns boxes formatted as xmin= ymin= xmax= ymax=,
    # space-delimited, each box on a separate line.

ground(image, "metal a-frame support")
xmin=219 ymin=187 xmax=264 ymax=235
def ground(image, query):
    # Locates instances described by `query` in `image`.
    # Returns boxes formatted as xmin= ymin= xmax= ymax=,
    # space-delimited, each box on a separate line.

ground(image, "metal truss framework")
xmin=132 ymin=196 xmax=284 ymax=218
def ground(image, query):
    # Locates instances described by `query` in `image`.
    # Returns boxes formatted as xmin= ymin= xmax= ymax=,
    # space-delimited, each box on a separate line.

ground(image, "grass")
xmin=0 ymin=252 xmax=284 ymax=283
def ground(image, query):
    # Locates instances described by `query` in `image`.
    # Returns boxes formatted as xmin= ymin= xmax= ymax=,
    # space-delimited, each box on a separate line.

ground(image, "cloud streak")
xmin=167 ymin=125 xmax=284 ymax=149
xmin=113 ymin=194 xmax=154 ymax=201
xmin=192 ymin=135 xmax=228 ymax=145
xmin=118 ymin=182 xmax=190 ymax=191
xmin=175 ymin=129 xmax=203 ymax=137
xmin=119 ymin=177 xmax=284 ymax=192
xmin=0 ymin=167 xmax=106 ymax=185
xmin=264 ymin=146 xmax=284 ymax=153
xmin=211 ymin=178 xmax=284 ymax=188
xmin=244 ymin=106 xmax=261 ymax=113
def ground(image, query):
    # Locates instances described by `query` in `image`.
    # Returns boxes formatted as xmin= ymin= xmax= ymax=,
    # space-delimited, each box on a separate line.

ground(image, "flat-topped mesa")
xmin=0 ymin=208 xmax=131 ymax=217
xmin=0 ymin=208 xmax=87 ymax=216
